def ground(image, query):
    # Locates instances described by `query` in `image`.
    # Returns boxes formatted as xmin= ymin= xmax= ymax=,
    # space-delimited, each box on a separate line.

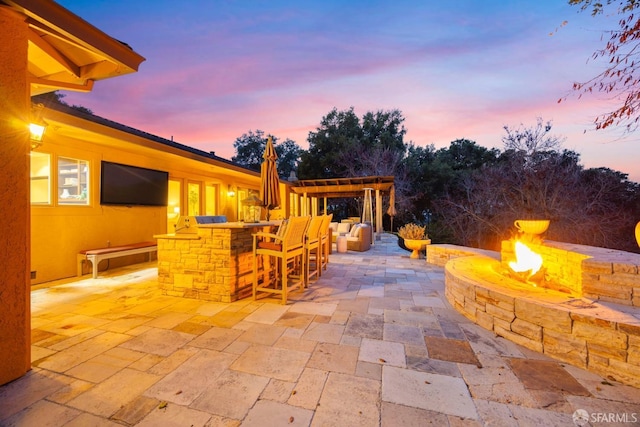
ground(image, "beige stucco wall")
xmin=0 ymin=5 xmax=31 ymax=385
xmin=31 ymin=138 xmax=167 ymax=283
xmin=30 ymin=115 xmax=267 ymax=284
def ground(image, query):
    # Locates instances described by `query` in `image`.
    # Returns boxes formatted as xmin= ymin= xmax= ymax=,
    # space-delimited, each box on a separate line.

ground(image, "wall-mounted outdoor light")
xmin=29 ymin=103 xmax=47 ymax=150
xmin=227 ymin=184 xmax=236 ymax=197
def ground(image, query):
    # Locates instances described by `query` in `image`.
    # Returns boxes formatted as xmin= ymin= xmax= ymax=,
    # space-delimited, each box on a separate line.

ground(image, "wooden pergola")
xmin=290 ymin=176 xmax=395 ymax=240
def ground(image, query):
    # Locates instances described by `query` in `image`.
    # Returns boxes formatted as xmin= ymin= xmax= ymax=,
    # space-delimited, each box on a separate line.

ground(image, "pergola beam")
xmin=291 ymin=176 xmax=394 ymax=198
xmin=290 ymin=176 xmax=394 ymax=240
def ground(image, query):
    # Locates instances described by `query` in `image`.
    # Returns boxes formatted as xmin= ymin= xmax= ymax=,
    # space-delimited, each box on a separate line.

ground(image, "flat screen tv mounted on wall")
xmin=100 ymin=161 xmax=169 ymax=206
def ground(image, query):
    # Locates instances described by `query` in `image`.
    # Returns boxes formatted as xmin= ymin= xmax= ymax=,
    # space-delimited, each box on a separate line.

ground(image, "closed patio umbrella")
xmin=387 ymin=185 xmax=396 ymax=232
xmin=260 ymin=136 xmax=281 ymax=221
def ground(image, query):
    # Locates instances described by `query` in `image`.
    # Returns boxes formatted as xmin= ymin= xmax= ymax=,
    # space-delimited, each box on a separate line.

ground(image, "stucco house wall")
xmin=30 ymin=104 xmax=277 ymax=284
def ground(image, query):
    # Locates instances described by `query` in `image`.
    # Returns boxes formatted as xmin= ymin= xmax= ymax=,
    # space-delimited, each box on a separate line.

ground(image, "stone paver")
xmin=119 ymin=327 xmax=194 ymax=356
xmin=243 ymin=400 xmax=314 ymax=427
xmin=135 ymin=404 xmax=216 ymax=427
xmin=359 ymin=338 xmax=407 ymax=368
xmin=288 ymin=367 xmax=328 ymax=409
xmin=312 ymin=372 xmax=380 ymax=427
xmin=382 ymin=365 xmax=478 ymax=419
xmin=190 ymin=370 xmax=269 ymax=419
xmin=425 ymin=336 xmax=481 ymax=367
xmin=67 ymin=368 xmax=162 ymax=417
xmin=188 ymin=326 xmax=243 ymax=351
xmin=307 ymin=342 xmax=359 ymax=374
xmin=3 ymin=400 xmax=81 ymax=427
xmin=230 ymin=345 xmax=310 ymax=382
xmin=2 ymin=234 xmax=640 ymax=426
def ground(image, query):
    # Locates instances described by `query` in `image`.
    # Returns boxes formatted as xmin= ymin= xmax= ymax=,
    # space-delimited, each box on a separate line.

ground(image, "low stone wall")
xmin=445 ymin=255 xmax=640 ymax=388
xmin=582 ymin=251 xmax=640 ymax=307
xmin=426 ymin=244 xmax=499 ymax=267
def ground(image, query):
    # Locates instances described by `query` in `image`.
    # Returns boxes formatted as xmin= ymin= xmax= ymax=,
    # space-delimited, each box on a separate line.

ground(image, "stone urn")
xmin=636 ymin=221 xmax=640 ymax=247
xmin=404 ymin=239 xmax=431 ymax=259
xmin=514 ymin=219 xmax=549 ymax=235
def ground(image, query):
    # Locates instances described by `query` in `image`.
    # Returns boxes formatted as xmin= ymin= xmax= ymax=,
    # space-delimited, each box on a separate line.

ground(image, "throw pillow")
xmin=337 ymin=223 xmax=351 ymax=234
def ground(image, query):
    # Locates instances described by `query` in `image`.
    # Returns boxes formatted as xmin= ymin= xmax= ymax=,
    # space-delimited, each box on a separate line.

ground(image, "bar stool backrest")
xmin=283 ymin=216 xmax=310 ymax=250
xmin=276 ymin=219 xmax=289 ymax=238
xmin=306 ymin=216 xmax=324 ymax=242
xmin=320 ymin=214 xmax=333 ymax=238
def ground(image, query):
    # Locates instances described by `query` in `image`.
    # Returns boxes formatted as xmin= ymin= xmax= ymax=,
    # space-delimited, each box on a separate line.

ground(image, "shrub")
xmin=398 ymin=223 xmax=427 ymax=240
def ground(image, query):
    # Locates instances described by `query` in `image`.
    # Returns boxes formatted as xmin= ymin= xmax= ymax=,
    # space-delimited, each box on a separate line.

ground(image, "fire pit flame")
xmin=508 ymin=240 xmax=543 ymax=279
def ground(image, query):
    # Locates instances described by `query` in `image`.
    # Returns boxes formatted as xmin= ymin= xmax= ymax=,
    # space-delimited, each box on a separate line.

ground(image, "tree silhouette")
xmin=566 ymin=0 xmax=640 ymax=132
xmin=231 ymin=130 xmax=301 ymax=179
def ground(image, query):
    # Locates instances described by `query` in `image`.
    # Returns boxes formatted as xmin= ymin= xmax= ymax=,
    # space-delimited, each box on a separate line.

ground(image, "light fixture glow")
xmin=29 ymin=123 xmax=46 ymax=142
xmin=29 ymin=103 xmax=47 ymax=149
xmin=227 ymin=184 xmax=235 ymax=197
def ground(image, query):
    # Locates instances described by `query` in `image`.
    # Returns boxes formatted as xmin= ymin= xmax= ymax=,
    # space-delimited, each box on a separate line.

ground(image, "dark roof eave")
xmin=44 ymin=102 xmax=259 ymax=176
xmin=3 ymin=0 xmax=145 ymax=72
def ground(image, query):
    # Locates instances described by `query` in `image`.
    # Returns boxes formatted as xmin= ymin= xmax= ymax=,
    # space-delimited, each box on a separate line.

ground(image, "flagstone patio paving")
xmin=1 ymin=234 xmax=639 ymax=426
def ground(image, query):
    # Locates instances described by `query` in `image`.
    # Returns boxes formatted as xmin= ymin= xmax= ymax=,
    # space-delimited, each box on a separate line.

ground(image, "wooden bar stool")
xmin=252 ymin=216 xmax=310 ymax=304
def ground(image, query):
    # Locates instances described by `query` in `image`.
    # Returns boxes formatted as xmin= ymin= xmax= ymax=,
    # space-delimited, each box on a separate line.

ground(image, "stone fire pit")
xmin=437 ymin=241 xmax=640 ymax=388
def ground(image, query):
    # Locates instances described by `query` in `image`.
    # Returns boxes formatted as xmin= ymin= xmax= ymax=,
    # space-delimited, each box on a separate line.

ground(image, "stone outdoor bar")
xmin=431 ymin=240 xmax=640 ymax=388
xmin=155 ymin=221 xmax=276 ymax=302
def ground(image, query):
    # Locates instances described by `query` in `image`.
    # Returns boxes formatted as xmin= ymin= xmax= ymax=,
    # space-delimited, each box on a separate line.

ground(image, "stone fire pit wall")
xmin=439 ymin=242 xmax=640 ymax=388
xmin=501 ymin=240 xmax=640 ymax=306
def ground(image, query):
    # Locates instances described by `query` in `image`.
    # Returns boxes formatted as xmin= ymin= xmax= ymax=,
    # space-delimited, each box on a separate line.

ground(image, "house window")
xmin=30 ymin=152 xmax=51 ymax=205
xmin=205 ymin=183 xmax=218 ymax=215
xmin=167 ymin=179 xmax=181 ymax=232
xmin=58 ymin=157 xmax=89 ymax=205
xmin=188 ymin=182 xmax=201 ymax=216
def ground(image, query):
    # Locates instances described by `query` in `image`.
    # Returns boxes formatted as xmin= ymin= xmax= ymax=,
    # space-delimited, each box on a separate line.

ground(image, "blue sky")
xmin=59 ymin=0 xmax=640 ymax=181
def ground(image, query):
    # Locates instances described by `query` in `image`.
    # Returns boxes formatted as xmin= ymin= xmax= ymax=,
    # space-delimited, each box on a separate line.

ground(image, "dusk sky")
xmin=58 ymin=0 xmax=640 ymax=182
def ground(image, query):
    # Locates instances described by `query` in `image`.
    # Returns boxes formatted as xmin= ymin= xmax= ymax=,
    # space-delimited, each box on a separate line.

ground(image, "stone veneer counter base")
xmin=155 ymin=222 xmax=278 ymax=302
xmin=444 ymin=255 xmax=640 ymax=388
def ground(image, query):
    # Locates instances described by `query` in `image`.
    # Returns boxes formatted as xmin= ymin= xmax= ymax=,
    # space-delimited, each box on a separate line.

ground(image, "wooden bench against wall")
xmin=77 ymin=241 xmax=157 ymax=279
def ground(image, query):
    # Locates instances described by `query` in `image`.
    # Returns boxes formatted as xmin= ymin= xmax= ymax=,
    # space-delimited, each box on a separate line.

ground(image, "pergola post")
xmin=302 ymin=192 xmax=308 ymax=216
xmin=376 ymin=189 xmax=382 ymax=240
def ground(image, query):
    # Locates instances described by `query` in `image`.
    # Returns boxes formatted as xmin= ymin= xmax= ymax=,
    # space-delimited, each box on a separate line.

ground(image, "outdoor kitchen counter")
xmin=154 ymin=222 xmax=279 ymax=302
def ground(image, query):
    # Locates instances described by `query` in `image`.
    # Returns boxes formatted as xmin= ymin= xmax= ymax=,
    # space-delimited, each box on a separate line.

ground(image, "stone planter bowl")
xmin=404 ymin=238 xmax=431 ymax=259
xmin=514 ymin=219 xmax=549 ymax=235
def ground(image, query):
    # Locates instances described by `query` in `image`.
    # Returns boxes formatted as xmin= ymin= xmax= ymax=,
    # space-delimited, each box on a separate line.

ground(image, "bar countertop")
xmin=197 ymin=221 xmax=280 ymax=229
xmin=153 ymin=221 xmax=280 ymax=239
